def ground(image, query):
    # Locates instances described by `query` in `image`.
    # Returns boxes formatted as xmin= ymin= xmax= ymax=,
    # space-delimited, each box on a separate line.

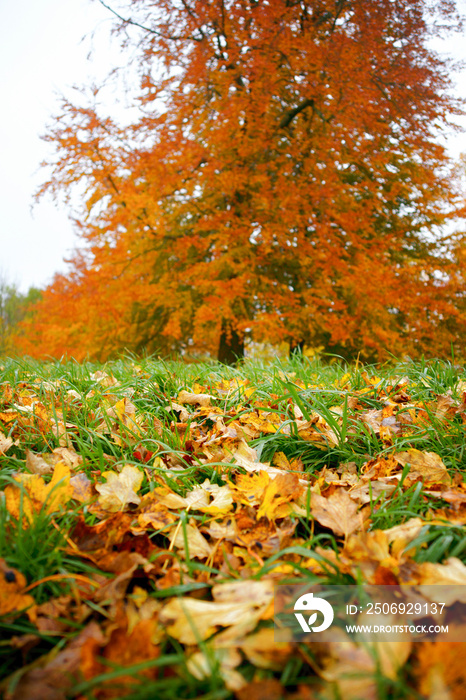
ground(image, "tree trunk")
xmin=218 ymin=320 xmax=244 ymax=365
xmin=289 ymin=340 xmax=305 ymax=357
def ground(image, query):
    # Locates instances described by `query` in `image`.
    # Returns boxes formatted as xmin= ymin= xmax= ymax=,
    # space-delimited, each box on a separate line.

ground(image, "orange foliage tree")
xmin=17 ymin=0 xmax=466 ymax=362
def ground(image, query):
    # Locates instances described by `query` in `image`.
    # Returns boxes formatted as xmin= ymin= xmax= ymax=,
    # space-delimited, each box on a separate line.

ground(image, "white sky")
xmin=2 ymin=0 xmax=466 ymax=293
xmin=0 ymin=0 xmax=122 ymax=292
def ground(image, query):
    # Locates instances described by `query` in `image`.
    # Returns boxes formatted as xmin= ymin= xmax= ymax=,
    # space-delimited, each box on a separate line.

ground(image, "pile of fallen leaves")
xmin=0 ymin=358 xmax=465 ymax=699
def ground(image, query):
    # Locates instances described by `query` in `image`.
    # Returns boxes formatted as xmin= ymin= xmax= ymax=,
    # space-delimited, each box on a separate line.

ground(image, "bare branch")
xmin=98 ymin=0 xmax=203 ymax=42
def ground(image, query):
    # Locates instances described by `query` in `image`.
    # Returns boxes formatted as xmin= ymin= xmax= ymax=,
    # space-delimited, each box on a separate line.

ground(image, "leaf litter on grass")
xmin=0 ymin=358 xmax=466 ymax=698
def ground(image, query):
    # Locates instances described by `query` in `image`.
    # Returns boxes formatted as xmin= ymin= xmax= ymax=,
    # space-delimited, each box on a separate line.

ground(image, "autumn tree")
xmin=18 ymin=0 xmax=466 ymax=362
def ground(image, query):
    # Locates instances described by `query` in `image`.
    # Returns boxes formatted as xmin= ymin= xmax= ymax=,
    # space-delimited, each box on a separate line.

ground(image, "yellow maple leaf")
xmin=230 ymin=471 xmax=270 ymax=506
xmin=256 ymin=472 xmax=302 ymax=520
xmin=4 ymin=461 xmax=72 ymax=522
xmin=95 ymin=465 xmax=144 ymax=512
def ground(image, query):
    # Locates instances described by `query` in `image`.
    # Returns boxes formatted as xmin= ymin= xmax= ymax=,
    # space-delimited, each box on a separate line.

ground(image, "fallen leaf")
xmin=4 ymin=461 xmax=72 ymax=521
xmin=230 ymin=471 xmax=271 ymax=506
xmin=26 ymin=449 xmax=55 ymax=475
xmin=424 ymin=488 xmax=466 ymax=506
xmin=361 ymin=455 xmax=401 ymax=479
xmin=52 ymin=447 xmax=83 ymax=469
xmin=177 ymin=389 xmax=214 ymax=407
xmin=159 ymin=595 xmax=267 ymax=645
xmin=342 ymin=530 xmax=399 ymax=582
xmin=415 ymin=639 xmax=466 ymax=699
xmin=70 ymin=512 xmax=134 ymax=553
xmin=394 ymin=449 xmax=451 ymax=486
xmin=297 ymin=414 xmax=339 ymax=447
xmin=234 ymin=514 xmax=297 ymax=557
xmin=231 ymin=439 xmax=299 ymax=479
xmin=137 ymin=485 xmax=187 ymax=511
xmin=168 ymin=521 xmax=213 ymax=559
xmin=95 ymin=465 xmax=144 ymax=512
xmin=0 ymin=431 xmax=16 ymax=454
xmin=238 ymin=411 xmax=278 ymax=436
xmin=70 ymin=472 xmax=95 ymax=503
xmin=235 ymin=679 xmax=286 ymax=700
xmin=0 ymin=560 xmax=37 ymax=622
xmin=383 ymin=517 xmax=426 ymax=557
xmin=199 ymin=483 xmax=234 ymax=514
xmin=311 ymin=490 xmax=363 ymax=537
xmin=125 ymin=586 xmax=163 ymax=636
xmin=348 ymin=478 xmax=397 ymax=505
xmin=183 ymin=479 xmax=234 ymax=514
xmin=187 ymin=647 xmax=245 ymax=692
xmin=211 ymin=579 xmax=274 ymax=606
xmin=416 ymin=557 xmax=466 ymax=602
xmin=5 ymin=622 xmax=105 ymax=700
xmin=318 ymin=626 xmax=410 ymax=700
xmin=257 ymin=472 xmax=302 ymax=520
xmin=239 ymin=627 xmax=293 ymax=670
xmin=81 ymin=616 xmax=161 ymax=697
xmin=165 ymin=401 xmax=190 ymax=421
xmin=136 ymin=502 xmax=178 ymax=531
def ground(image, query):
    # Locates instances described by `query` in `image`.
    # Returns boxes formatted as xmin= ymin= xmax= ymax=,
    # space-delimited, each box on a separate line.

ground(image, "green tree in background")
xmin=0 ymin=278 xmax=41 ymax=356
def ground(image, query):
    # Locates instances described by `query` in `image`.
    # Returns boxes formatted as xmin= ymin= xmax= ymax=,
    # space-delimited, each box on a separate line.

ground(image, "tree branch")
xmin=279 ymin=98 xmax=315 ymax=129
xmin=98 ymin=0 xmax=203 ymax=42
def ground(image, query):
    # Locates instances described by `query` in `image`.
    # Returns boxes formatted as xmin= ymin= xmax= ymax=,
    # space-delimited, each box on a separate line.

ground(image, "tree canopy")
xmin=16 ymin=0 xmax=466 ymax=362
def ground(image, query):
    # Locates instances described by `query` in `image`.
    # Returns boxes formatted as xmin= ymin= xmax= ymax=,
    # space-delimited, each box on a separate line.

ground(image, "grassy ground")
xmin=0 ymin=354 xmax=465 ymax=699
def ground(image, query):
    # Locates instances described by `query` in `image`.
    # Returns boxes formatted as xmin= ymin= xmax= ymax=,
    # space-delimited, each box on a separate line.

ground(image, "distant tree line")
xmin=0 ymin=279 xmax=41 ymax=356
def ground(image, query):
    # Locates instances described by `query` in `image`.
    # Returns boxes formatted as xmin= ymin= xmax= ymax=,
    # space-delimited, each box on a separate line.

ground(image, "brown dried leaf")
xmin=311 ymin=490 xmax=363 ymax=537
xmin=6 ymin=622 xmax=105 ymax=700
xmin=394 ymin=449 xmax=451 ymax=486
xmin=52 ymin=447 xmax=83 ymax=469
xmin=212 ymin=579 xmax=274 ymax=606
xmin=26 ymin=449 xmax=55 ymax=475
xmin=70 ymin=472 xmax=95 ymax=503
xmin=81 ymin=617 xmax=161 ymax=697
xmin=318 ymin=626 xmax=410 ymax=700
xmin=177 ymin=389 xmax=214 ymax=407
xmin=183 ymin=479 xmax=234 ymax=514
xmin=348 ymin=479 xmax=397 ymax=505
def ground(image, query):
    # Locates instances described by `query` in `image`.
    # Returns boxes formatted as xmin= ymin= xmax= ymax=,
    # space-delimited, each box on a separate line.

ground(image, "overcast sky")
xmin=0 ymin=0 xmax=121 ymax=292
xmin=2 ymin=0 xmax=466 ymax=293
